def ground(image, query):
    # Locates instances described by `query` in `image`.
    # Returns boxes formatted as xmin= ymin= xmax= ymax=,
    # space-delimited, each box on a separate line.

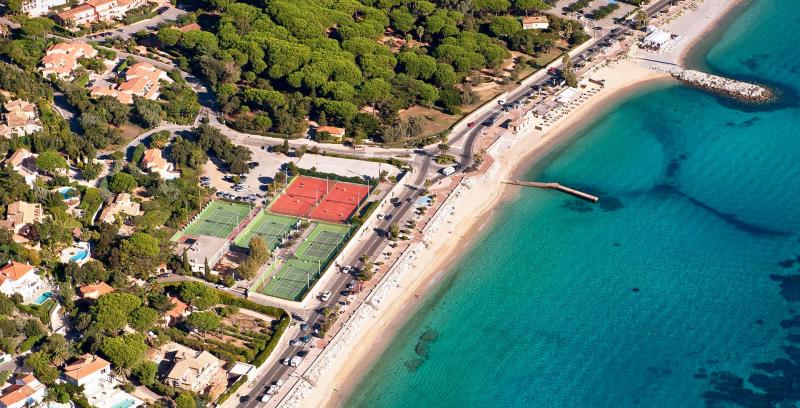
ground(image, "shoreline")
xmin=304 ymin=62 xmax=671 ymax=408
xmin=286 ymin=1 xmax=744 ymax=407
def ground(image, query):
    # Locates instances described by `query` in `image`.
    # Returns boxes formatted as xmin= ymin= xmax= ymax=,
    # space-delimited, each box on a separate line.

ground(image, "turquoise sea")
xmin=348 ymin=1 xmax=800 ymax=407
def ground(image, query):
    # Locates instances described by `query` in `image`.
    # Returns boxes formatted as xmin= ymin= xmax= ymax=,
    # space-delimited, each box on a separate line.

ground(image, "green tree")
xmin=108 ymin=172 xmax=137 ymax=193
xmin=175 ymin=393 xmax=195 ymax=408
xmin=178 ymin=282 xmax=219 ymax=310
xmin=157 ymin=27 xmax=182 ymax=47
xmin=121 ymin=232 xmax=160 ymax=259
xmin=133 ymin=98 xmax=163 ymax=128
xmin=128 ymin=307 xmax=159 ymax=332
xmin=185 ymin=311 xmax=221 ymax=332
xmin=248 ymin=236 xmax=270 ymax=265
xmin=490 ymin=16 xmax=522 ymax=38
xmin=562 ymin=54 xmax=578 ymax=87
xmin=99 ymin=333 xmax=147 ymax=369
xmin=132 ymin=361 xmax=157 ymax=386
xmin=25 ymin=352 xmax=59 ymax=384
xmin=35 ymin=151 xmax=68 ymax=174
xmin=514 ymin=0 xmax=550 ymax=14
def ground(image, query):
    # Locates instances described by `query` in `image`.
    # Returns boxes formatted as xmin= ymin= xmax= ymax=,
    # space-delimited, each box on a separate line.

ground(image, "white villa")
xmin=4 ymin=149 xmax=38 ymax=187
xmin=63 ymin=354 xmax=143 ymax=408
xmin=142 ymin=148 xmax=180 ymax=180
xmin=0 ymin=262 xmax=44 ymax=304
xmin=21 ymin=0 xmax=69 ymax=16
xmin=0 ymin=374 xmax=45 ymax=408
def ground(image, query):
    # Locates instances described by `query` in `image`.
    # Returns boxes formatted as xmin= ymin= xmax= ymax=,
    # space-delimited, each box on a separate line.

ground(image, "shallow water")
xmin=348 ymin=1 xmax=800 ymax=407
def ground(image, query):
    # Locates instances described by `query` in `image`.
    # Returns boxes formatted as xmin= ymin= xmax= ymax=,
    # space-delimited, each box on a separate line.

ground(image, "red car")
xmin=467 ymin=122 xmax=476 ymax=128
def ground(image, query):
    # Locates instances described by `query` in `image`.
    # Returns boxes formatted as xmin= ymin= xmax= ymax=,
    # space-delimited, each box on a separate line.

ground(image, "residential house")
xmin=62 ymin=354 xmax=112 ymax=393
xmin=98 ymin=193 xmax=141 ymax=224
xmin=177 ymin=22 xmax=201 ymax=32
xmin=0 ymin=262 xmax=44 ymax=303
xmin=78 ymin=282 xmax=115 ymax=300
xmin=165 ymin=348 xmax=222 ymax=393
xmin=40 ymin=42 xmax=98 ymax=80
xmin=91 ymin=62 xmax=167 ymax=105
xmin=164 ymin=296 xmax=188 ymax=326
xmin=21 ymin=0 xmax=69 ymax=17
xmin=54 ymin=0 xmax=146 ymax=29
xmin=0 ymin=374 xmax=45 ymax=408
xmin=0 ymin=99 xmax=43 ymax=138
xmin=4 ymin=149 xmax=37 ymax=187
xmin=0 ymin=201 xmax=44 ymax=243
xmin=142 ymin=148 xmax=179 ymax=179
xmin=315 ymin=125 xmax=346 ymax=141
xmin=522 ymin=16 xmax=549 ymax=30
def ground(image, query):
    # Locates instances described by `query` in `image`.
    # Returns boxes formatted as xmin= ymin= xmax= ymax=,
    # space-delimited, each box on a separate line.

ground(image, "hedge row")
xmin=252 ymin=312 xmax=290 ymax=367
xmin=295 ymin=167 xmax=378 ymax=187
xmin=217 ymin=374 xmax=248 ymax=405
xmin=218 ymin=291 xmax=285 ymax=318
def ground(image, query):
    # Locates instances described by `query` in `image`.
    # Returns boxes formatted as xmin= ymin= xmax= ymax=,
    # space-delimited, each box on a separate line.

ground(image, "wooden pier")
xmin=503 ymin=180 xmax=599 ymax=203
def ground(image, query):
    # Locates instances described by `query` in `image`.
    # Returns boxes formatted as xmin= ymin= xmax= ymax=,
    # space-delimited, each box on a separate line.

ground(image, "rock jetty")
xmin=672 ymin=69 xmax=774 ymax=102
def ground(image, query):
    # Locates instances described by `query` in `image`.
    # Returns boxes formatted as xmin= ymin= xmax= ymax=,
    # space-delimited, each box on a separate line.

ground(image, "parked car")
xmin=266 ymin=385 xmax=279 ymax=395
xmin=467 ymin=122 xmax=476 ymax=128
xmin=319 ymin=291 xmax=331 ymax=301
xmin=248 ymin=162 xmax=258 ymax=169
xmin=299 ymin=335 xmax=312 ymax=344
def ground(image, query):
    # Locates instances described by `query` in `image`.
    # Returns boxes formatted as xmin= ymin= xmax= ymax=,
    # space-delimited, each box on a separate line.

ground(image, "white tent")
xmin=644 ymin=29 xmax=671 ymax=47
xmin=556 ymin=87 xmax=579 ymax=104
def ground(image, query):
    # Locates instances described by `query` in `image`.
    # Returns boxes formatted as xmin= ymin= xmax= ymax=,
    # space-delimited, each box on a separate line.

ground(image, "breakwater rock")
xmin=672 ymin=69 xmax=774 ymax=102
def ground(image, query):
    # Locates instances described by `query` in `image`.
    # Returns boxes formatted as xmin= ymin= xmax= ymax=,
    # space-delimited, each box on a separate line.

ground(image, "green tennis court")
xmin=296 ymin=223 xmax=350 ymax=262
xmin=260 ymin=259 xmax=321 ymax=301
xmin=176 ymin=201 xmax=252 ymax=239
xmin=233 ymin=212 xmax=297 ymax=249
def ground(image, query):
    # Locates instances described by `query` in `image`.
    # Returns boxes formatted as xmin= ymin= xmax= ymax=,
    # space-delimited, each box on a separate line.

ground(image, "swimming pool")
xmin=57 ymin=187 xmax=78 ymax=200
xmin=32 ymin=291 xmax=52 ymax=306
xmin=69 ymin=248 xmax=89 ymax=262
xmin=109 ymin=399 xmax=136 ymax=408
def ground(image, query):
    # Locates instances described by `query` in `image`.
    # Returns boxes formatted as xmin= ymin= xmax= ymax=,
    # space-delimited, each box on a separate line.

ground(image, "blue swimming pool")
xmin=69 ymin=248 xmax=89 ymax=262
xmin=32 ymin=291 xmax=52 ymax=305
xmin=110 ymin=399 xmax=136 ymax=408
xmin=57 ymin=187 xmax=78 ymax=200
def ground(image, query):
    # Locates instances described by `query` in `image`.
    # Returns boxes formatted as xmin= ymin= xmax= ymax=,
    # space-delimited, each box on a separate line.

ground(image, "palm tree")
xmin=437 ymin=143 xmax=450 ymax=156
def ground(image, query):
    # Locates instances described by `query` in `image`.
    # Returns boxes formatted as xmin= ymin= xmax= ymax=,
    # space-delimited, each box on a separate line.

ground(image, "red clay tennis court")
xmin=270 ymin=176 xmax=370 ymax=223
xmin=269 ymin=176 xmax=328 ymax=217
xmin=310 ymin=181 xmax=370 ymax=223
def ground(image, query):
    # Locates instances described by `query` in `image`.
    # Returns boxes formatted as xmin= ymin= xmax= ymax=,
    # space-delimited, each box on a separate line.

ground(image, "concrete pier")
xmin=503 ymin=180 xmax=599 ymax=203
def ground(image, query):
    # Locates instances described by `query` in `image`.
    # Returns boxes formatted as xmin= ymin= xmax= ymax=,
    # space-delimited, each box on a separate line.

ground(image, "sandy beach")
xmin=289 ymin=60 xmax=669 ymax=408
xmin=279 ymin=1 xmax=745 ymax=407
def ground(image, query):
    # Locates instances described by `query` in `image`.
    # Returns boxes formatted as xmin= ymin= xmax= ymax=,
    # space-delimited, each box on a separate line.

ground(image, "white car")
xmin=319 ymin=291 xmax=331 ymax=301
xmin=266 ymin=385 xmax=279 ymax=395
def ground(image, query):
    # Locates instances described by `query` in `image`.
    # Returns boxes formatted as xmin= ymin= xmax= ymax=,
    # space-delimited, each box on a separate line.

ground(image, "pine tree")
xmin=181 ymin=251 xmax=191 ymax=275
